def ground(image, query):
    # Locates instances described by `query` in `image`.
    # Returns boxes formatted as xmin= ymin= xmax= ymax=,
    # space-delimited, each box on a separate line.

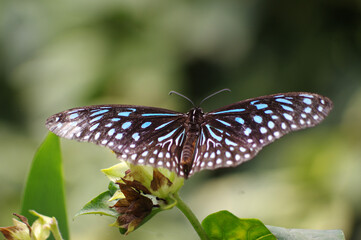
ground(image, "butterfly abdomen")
xmin=180 ymin=108 xmax=204 ymax=177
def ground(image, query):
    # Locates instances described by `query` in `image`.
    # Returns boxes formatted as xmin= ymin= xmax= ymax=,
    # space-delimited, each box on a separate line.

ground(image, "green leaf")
xmin=21 ymin=132 xmax=69 ymax=240
xmin=202 ymin=211 xmax=276 ymax=240
xmin=74 ymin=190 xmax=118 ymax=218
xmin=267 ymin=225 xmax=345 ymax=240
xmin=108 ymin=181 xmax=119 ymax=195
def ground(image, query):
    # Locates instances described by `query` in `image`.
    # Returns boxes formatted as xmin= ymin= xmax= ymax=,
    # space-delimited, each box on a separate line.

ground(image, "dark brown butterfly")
xmin=46 ymin=90 xmax=332 ymax=178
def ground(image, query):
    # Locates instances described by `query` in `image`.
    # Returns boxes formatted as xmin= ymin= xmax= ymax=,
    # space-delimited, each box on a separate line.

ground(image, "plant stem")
xmin=173 ymin=193 xmax=209 ymax=240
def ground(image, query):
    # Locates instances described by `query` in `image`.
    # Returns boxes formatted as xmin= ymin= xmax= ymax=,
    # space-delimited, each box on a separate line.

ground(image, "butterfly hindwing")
xmin=191 ymin=126 xmax=258 ymax=175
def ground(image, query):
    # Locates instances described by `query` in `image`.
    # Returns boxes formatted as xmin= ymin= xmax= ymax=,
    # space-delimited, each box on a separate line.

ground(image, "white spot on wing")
xmin=260 ymin=127 xmax=267 ymax=134
xmin=304 ymin=107 xmax=312 ymax=113
xmin=89 ymin=123 xmax=99 ymax=131
xmin=108 ymin=128 xmax=115 ymax=136
xmin=115 ymin=133 xmax=123 ymax=140
xmin=283 ymin=113 xmax=293 ymax=121
xmin=303 ymin=98 xmax=313 ymax=105
xmin=69 ymin=113 xmax=79 ymax=119
xmin=94 ymin=132 xmax=101 ymax=140
xmin=268 ymin=121 xmax=275 ymax=129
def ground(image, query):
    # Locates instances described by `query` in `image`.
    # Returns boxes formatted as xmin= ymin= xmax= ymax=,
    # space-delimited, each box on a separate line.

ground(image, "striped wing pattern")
xmin=46 ymin=92 xmax=333 ymax=178
xmin=46 ymin=105 xmax=188 ymax=174
xmin=189 ymin=92 xmax=333 ymax=176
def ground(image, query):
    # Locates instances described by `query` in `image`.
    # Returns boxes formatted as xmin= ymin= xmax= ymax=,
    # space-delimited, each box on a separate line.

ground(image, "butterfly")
xmin=46 ymin=90 xmax=333 ymax=178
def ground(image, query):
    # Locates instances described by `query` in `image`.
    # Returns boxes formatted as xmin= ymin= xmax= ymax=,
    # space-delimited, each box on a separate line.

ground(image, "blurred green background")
xmin=1 ymin=0 xmax=360 ymax=239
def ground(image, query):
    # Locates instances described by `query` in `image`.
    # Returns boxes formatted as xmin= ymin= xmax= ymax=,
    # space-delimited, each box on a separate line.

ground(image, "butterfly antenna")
xmin=169 ymin=91 xmax=196 ymax=107
xmin=199 ymin=88 xmax=231 ymax=106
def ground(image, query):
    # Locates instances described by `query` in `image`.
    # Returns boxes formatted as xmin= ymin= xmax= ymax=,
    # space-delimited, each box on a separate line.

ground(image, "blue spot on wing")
xmin=253 ymin=115 xmax=263 ymax=123
xmin=118 ymin=112 xmax=132 ymax=117
xmin=225 ymin=138 xmax=237 ymax=146
xmin=244 ymin=128 xmax=252 ymax=136
xmin=132 ymin=133 xmax=140 ymax=141
xmin=283 ymin=113 xmax=293 ymax=120
xmin=211 ymin=109 xmax=246 ymax=114
xmin=122 ymin=122 xmax=132 ymax=129
xmin=158 ymin=128 xmax=179 ymax=142
xmin=141 ymin=122 xmax=152 ymax=128
xmin=303 ymin=98 xmax=312 ymax=105
xmin=90 ymin=109 xmax=109 ymax=117
xmin=155 ymin=120 xmax=174 ymax=130
xmin=275 ymin=98 xmax=293 ymax=105
xmin=281 ymin=105 xmax=294 ymax=111
xmin=299 ymin=94 xmax=314 ymax=98
xmin=235 ymin=117 xmax=245 ymax=124
xmin=205 ymin=124 xmax=222 ymax=141
xmin=214 ymin=127 xmax=224 ymax=133
xmin=115 ymin=133 xmax=123 ymax=139
xmin=90 ymin=115 xmax=103 ymax=123
xmin=90 ymin=123 xmax=100 ymax=131
xmin=216 ymin=119 xmax=231 ymax=126
xmin=255 ymin=103 xmax=268 ymax=110
xmin=69 ymin=113 xmax=79 ymax=119
xmin=142 ymin=113 xmax=179 ymax=117
xmin=264 ymin=110 xmax=273 ymax=114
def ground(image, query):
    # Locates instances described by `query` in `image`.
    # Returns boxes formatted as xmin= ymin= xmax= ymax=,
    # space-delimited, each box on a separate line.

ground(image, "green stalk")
xmin=173 ymin=193 xmax=209 ymax=240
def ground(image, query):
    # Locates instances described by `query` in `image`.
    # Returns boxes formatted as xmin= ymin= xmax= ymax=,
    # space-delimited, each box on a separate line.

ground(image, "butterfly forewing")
xmin=189 ymin=92 xmax=333 ymax=176
xmin=46 ymin=105 xmax=188 ymax=172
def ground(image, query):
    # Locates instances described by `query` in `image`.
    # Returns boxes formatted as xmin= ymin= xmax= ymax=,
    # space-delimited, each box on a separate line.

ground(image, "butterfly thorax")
xmin=180 ymin=107 xmax=204 ymax=177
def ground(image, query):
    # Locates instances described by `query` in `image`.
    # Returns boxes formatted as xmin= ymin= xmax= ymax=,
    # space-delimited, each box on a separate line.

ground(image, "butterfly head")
xmin=187 ymin=107 xmax=204 ymax=124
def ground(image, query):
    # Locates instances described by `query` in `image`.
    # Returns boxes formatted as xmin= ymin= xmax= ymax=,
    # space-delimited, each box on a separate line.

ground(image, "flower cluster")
xmin=0 ymin=211 xmax=63 ymax=240
xmin=102 ymin=161 xmax=184 ymax=234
